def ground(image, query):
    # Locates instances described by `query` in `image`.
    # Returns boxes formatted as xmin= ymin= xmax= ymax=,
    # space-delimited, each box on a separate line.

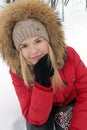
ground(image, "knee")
xmin=26 ymin=122 xmax=42 ymax=130
xmin=26 ymin=122 xmax=36 ymax=130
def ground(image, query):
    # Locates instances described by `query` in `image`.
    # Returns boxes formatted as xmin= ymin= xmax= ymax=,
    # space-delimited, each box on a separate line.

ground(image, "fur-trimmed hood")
xmin=0 ymin=0 xmax=66 ymax=75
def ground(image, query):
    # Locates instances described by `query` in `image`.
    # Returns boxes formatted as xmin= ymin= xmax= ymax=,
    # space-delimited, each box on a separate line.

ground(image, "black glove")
xmin=34 ymin=54 xmax=54 ymax=87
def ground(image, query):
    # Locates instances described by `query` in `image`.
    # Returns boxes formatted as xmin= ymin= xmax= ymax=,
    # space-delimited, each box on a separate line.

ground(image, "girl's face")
xmin=19 ymin=36 xmax=49 ymax=65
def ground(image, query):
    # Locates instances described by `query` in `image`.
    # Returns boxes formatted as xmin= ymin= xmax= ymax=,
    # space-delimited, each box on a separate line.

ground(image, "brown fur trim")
xmin=0 ymin=0 xmax=66 ymax=76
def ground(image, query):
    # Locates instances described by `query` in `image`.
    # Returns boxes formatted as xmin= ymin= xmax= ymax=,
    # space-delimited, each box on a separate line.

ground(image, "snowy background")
xmin=0 ymin=0 xmax=87 ymax=130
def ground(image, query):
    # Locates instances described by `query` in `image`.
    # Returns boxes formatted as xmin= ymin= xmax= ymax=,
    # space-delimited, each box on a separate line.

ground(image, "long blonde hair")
xmin=19 ymin=46 xmax=63 ymax=92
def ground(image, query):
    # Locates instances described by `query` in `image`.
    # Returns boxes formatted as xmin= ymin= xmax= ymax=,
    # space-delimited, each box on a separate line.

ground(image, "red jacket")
xmin=10 ymin=47 xmax=87 ymax=130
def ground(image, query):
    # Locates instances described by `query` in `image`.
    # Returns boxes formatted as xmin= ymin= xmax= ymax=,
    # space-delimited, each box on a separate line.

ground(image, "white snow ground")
xmin=0 ymin=0 xmax=87 ymax=130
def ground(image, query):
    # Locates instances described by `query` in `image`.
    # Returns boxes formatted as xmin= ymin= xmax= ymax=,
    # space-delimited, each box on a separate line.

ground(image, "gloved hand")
xmin=34 ymin=54 xmax=54 ymax=87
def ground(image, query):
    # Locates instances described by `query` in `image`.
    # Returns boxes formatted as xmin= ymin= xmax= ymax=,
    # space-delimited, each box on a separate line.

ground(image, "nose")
xmin=29 ymin=46 xmax=38 ymax=56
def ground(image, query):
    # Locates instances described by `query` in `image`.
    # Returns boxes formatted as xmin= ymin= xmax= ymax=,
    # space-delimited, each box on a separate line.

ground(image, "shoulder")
xmin=66 ymin=46 xmax=80 ymax=65
xmin=9 ymin=70 xmax=25 ymax=85
xmin=65 ymin=46 xmax=86 ymax=70
xmin=66 ymin=46 xmax=78 ymax=57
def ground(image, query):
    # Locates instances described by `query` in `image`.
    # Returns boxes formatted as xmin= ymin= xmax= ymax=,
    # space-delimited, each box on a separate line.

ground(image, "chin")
xmin=31 ymin=61 xmax=38 ymax=65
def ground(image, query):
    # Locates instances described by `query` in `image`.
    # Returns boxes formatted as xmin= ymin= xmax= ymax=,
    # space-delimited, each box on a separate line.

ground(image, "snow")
xmin=0 ymin=1 xmax=87 ymax=130
xmin=63 ymin=11 xmax=87 ymax=66
xmin=0 ymin=59 xmax=27 ymax=130
xmin=0 ymin=0 xmax=7 ymax=9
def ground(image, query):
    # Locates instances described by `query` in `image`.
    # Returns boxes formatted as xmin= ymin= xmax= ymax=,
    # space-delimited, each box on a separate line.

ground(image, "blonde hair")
xmin=19 ymin=46 xmax=63 ymax=92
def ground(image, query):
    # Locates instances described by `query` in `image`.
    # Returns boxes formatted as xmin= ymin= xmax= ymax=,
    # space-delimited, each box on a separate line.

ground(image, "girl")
xmin=0 ymin=0 xmax=87 ymax=130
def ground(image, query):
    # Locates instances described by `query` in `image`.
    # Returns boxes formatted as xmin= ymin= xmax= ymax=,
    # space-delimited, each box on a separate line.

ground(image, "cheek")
xmin=21 ymin=50 xmax=30 ymax=59
xmin=41 ymin=43 xmax=49 ymax=53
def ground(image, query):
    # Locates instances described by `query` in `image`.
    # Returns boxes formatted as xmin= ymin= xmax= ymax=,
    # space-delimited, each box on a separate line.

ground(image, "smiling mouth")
xmin=31 ymin=55 xmax=43 ymax=61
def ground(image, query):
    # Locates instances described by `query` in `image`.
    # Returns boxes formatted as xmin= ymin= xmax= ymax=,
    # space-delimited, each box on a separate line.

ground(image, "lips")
xmin=31 ymin=54 xmax=43 ymax=61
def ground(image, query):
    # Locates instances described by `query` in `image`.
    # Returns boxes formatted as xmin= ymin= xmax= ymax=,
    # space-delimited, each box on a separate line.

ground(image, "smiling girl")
xmin=0 ymin=0 xmax=87 ymax=130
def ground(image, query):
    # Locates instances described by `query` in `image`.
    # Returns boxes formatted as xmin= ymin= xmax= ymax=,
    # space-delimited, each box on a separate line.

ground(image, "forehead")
xmin=21 ymin=36 xmax=44 ymax=44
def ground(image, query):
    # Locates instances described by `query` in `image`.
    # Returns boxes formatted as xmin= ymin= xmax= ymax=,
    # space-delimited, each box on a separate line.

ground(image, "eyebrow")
xmin=20 ymin=36 xmax=42 ymax=45
xmin=34 ymin=37 xmax=42 ymax=41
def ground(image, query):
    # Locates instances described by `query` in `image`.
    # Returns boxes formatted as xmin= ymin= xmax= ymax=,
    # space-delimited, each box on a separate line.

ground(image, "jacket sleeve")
xmin=69 ymin=48 xmax=87 ymax=130
xmin=9 ymin=70 xmax=53 ymax=125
